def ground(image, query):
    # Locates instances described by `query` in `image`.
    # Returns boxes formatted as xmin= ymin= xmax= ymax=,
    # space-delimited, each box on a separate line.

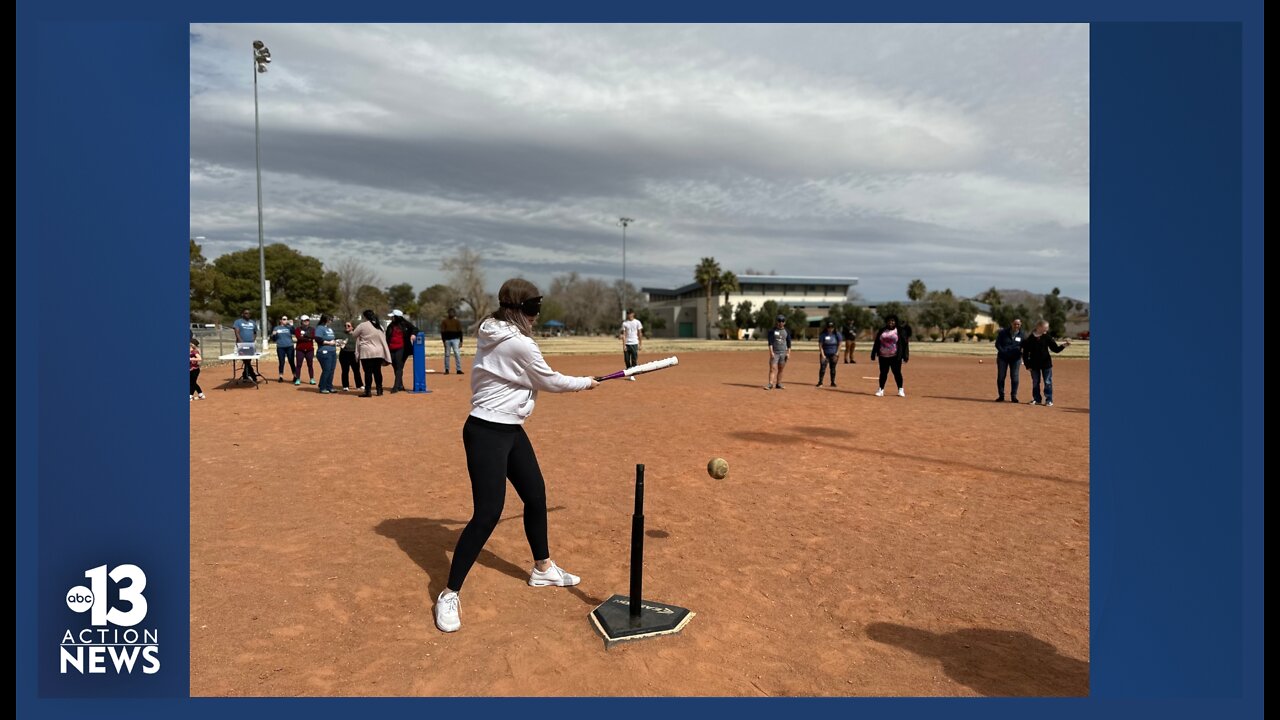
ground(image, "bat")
xmin=594 ymin=356 xmax=680 ymax=381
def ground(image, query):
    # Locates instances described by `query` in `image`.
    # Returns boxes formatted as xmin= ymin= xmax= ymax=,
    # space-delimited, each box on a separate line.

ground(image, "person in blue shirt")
xmin=816 ymin=321 xmax=843 ymax=387
xmin=231 ymin=308 xmax=260 ymax=382
xmin=764 ymin=315 xmax=792 ymax=390
xmin=270 ymin=315 xmax=296 ymax=383
xmin=313 ymin=313 xmax=341 ymax=394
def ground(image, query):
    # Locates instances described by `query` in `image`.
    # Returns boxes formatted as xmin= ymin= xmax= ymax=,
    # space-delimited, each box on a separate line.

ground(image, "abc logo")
xmin=66 ymin=586 xmax=94 ymax=613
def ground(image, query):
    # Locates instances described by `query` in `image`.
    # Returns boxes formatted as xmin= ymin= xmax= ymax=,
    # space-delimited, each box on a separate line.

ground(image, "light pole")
xmin=253 ymin=40 xmax=272 ymax=352
xmin=618 ymin=217 xmax=633 ymax=324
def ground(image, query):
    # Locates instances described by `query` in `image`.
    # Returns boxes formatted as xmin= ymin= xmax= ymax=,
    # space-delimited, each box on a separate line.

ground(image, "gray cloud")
xmin=190 ymin=23 xmax=1089 ymax=302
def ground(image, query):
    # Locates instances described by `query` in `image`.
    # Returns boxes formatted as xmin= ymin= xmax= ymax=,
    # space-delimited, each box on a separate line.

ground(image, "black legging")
xmin=340 ymin=350 xmax=363 ymax=389
xmin=189 ymin=369 xmax=202 ymax=395
xmin=359 ymin=358 xmax=384 ymax=394
xmin=390 ymin=347 xmax=410 ymax=390
xmin=818 ymin=353 xmax=837 ymax=384
xmin=878 ymin=355 xmax=904 ymax=389
xmin=447 ymin=416 xmax=549 ymax=591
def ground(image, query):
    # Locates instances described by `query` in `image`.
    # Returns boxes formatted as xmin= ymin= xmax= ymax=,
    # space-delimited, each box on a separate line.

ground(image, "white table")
xmin=218 ymin=352 xmax=267 ymax=389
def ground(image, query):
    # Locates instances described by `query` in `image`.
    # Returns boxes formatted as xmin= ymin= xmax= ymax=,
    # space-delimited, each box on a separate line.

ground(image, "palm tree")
xmin=907 ymin=279 xmax=927 ymax=302
xmin=694 ymin=257 xmax=722 ymax=339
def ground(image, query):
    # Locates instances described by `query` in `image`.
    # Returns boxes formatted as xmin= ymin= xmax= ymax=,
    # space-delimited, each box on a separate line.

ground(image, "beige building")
xmin=642 ymin=275 xmax=859 ymax=339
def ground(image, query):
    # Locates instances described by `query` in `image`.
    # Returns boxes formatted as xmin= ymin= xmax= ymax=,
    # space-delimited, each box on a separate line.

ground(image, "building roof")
xmin=644 ymin=275 xmax=859 ymax=296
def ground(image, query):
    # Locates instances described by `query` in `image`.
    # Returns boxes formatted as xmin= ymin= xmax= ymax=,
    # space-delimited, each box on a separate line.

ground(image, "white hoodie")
xmin=469 ymin=318 xmax=593 ymax=424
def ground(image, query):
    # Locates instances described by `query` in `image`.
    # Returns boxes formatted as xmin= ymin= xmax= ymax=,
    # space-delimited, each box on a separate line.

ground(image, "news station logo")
xmin=60 ymin=564 xmax=160 ymax=675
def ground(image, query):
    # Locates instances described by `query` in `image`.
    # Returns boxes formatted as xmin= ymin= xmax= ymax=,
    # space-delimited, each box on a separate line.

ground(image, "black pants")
xmin=624 ymin=344 xmax=639 ymax=369
xmin=997 ymin=355 xmax=1021 ymax=400
xmin=878 ymin=355 xmax=904 ymax=389
xmin=818 ymin=353 xmax=838 ymax=384
xmin=340 ymin=351 xmax=363 ymax=389
xmin=359 ymin=358 xmax=384 ymax=394
xmin=447 ymin=416 xmax=549 ymax=591
xmin=189 ymin=369 xmax=202 ymax=395
xmin=390 ymin=347 xmax=410 ymax=390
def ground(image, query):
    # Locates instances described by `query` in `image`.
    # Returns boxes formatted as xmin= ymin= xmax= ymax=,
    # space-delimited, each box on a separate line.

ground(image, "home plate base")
xmin=589 ymin=594 xmax=694 ymax=649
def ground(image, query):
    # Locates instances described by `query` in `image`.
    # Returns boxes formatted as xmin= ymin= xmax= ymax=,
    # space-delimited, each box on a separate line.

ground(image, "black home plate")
xmin=590 ymin=464 xmax=694 ymax=648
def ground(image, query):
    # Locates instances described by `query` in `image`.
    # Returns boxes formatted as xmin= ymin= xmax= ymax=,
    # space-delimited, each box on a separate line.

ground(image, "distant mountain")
xmin=992 ymin=289 xmax=1090 ymax=314
xmin=987 ymin=289 xmax=1090 ymax=337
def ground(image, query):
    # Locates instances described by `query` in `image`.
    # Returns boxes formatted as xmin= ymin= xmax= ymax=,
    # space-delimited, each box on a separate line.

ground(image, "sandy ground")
xmin=191 ymin=350 xmax=1089 ymax=697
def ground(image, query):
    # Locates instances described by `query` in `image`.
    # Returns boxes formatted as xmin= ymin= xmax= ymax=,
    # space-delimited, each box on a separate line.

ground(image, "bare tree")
xmin=441 ymin=248 xmax=495 ymax=329
xmin=334 ymin=257 xmax=380 ymax=323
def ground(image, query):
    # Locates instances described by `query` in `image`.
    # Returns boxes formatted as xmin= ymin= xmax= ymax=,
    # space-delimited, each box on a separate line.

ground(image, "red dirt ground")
xmin=190 ymin=351 xmax=1089 ymax=697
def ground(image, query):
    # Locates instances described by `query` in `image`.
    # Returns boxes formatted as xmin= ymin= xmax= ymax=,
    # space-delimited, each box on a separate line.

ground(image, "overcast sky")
xmin=190 ymin=24 xmax=1089 ymax=302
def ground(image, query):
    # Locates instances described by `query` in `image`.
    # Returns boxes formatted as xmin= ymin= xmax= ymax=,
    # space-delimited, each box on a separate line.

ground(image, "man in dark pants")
xmin=994 ymin=317 xmax=1026 ymax=402
xmin=385 ymin=309 xmax=420 ymax=393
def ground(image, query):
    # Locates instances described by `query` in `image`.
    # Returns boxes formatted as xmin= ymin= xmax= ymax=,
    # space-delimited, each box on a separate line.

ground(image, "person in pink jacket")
xmin=351 ymin=309 xmax=392 ymax=397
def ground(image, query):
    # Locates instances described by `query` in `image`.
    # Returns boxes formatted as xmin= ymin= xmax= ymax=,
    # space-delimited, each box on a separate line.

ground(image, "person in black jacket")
xmin=385 ymin=309 xmax=420 ymax=393
xmin=993 ymin=318 xmax=1026 ymax=402
xmin=870 ymin=314 xmax=909 ymax=397
xmin=1022 ymin=320 xmax=1071 ymax=406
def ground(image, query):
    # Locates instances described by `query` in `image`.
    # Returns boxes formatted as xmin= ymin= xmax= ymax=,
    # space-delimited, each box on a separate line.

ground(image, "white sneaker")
xmin=1046 ymin=401 xmax=1054 ymax=407
xmin=434 ymin=590 xmax=461 ymax=633
xmin=898 ymin=388 xmax=905 ymax=397
xmin=198 ymin=393 xmax=205 ymax=399
xmin=529 ymin=561 xmax=580 ymax=587
xmin=190 ymin=395 xmax=193 ymax=402
xmin=628 ymin=376 xmax=637 ymax=382
xmin=875 ymin=388 xmax=884 ymax=397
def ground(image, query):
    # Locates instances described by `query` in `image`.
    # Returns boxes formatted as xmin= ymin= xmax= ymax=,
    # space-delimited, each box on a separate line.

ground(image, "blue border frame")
xmin=15 ymin=3 xmax=1263 ymax=718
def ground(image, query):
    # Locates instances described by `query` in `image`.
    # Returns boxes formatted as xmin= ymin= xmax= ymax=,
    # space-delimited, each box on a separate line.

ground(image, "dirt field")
xmin=190 ymin=350 xmax=1089 ymax=697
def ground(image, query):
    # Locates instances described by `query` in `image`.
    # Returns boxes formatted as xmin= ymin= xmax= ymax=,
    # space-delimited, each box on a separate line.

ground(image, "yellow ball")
xmin=707 ymin=457 xmax=729 ymax=479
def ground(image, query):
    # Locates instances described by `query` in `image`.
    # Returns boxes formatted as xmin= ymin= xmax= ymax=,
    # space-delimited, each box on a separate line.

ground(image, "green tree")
xmin=386 ymin=283 xmax=417 ymax=316
xmin=416 ymin=284 xmax=456 ymax=329
xmin=189 ymin=239 xmax=219 ymax=319
xmin=355 ymin=284 xmax=389 ymax=319
xmin=991 ymin=303 xmax=1033 ymax=330
xmin=873 ymin=302 xmax=911 ymax=331
xmin=694 ymin=257 xmax=722 ymax=339
xmin=787 ymin=306 xmax=809 ymax=340
xmin=907 ymin=278 xmax=928 ymax=302
xmin=210 ymin=243 xmax=339 ymax=322
xmin=634 ymin=308 xmax=666 ymax=332
xmin=734 ymin=301 xmax=755 ymax=331
xmin=753 ymin=300 xmax=782 ymax=330
xmin=717 ymin=303 xmax=736 ymax=338
xmin=1042 ymin=288 xmax=1068 ymax=337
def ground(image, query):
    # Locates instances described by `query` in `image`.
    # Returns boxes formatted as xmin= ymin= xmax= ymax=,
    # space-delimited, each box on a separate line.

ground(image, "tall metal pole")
xmin=619 ymin=217 xmax=633 ymax=324
xmin=253 ymin=42 xmax=270 ymax=352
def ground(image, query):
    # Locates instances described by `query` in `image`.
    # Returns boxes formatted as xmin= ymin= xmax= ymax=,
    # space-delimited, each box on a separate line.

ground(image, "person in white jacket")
xmin=434 ymin=278 xmax=600 ymax=633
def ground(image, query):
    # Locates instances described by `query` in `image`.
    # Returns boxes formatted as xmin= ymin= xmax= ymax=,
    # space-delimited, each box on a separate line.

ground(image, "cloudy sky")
xmin=190 ymin=24 xmax=1089 ymax=302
